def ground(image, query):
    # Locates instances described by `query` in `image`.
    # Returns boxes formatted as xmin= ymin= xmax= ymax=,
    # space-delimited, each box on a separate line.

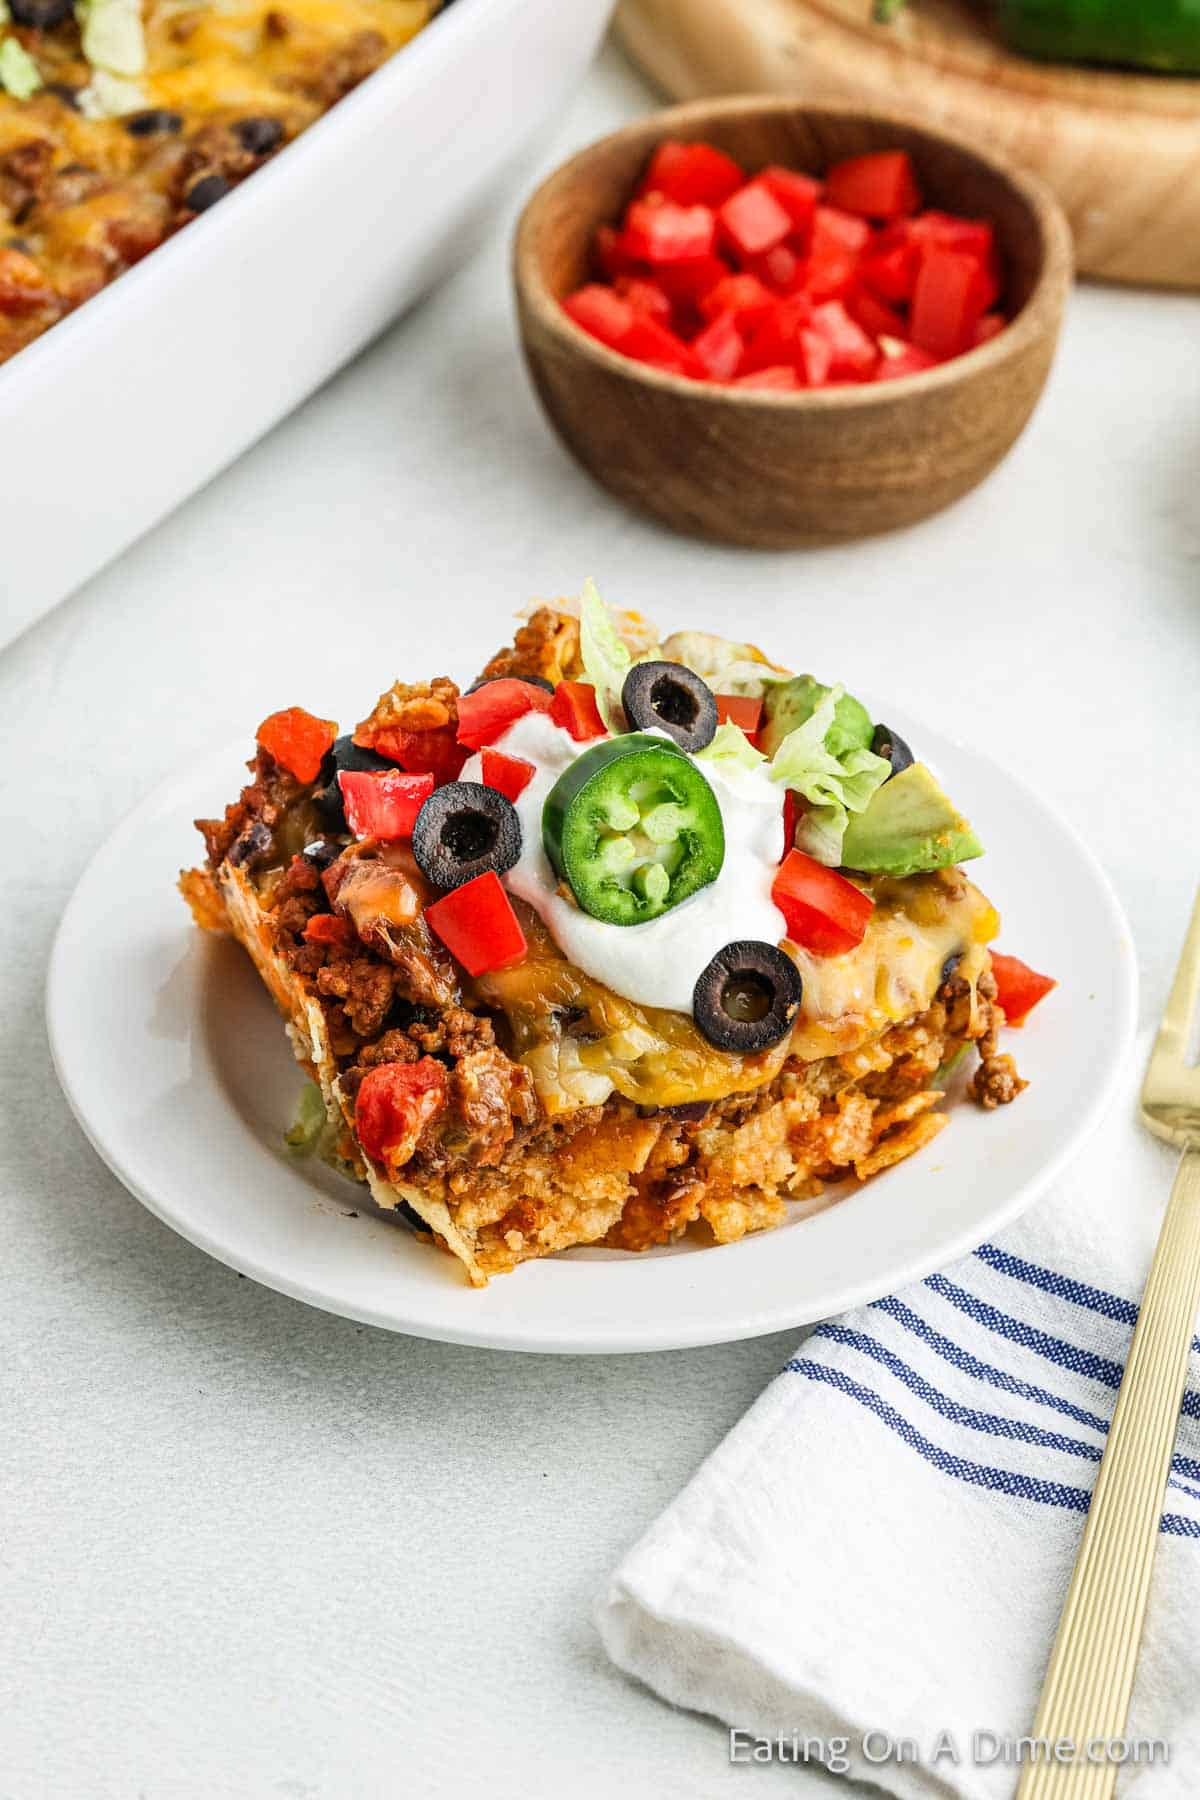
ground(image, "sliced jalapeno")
xmin=542 ymin=733 xmax=725 ymax=926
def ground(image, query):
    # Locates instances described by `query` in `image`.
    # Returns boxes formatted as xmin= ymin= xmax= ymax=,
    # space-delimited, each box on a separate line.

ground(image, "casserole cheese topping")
xmin=0 ymin=0 xmax=436 ymax=364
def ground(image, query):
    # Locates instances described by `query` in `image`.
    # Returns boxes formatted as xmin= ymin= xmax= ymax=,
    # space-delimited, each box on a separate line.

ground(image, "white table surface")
xmin=3 ymin=38 xmax=1199 ymax=1800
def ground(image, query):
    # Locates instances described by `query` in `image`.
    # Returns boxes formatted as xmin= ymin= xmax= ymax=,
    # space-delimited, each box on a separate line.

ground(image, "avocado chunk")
xmin=761 ymin=674 xmax=873 ymax=761
xmin=840 ymin=763 xmax=983 ymax=876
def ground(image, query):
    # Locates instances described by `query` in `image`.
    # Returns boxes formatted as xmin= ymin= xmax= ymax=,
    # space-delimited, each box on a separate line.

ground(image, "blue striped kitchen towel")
xmin=598 ymin=1038 xmax=1200 ymax=1798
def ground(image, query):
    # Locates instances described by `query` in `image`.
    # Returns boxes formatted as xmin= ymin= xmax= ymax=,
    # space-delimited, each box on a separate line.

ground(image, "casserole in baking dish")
xmin=0 ymin=0 xmax=613 ymax=646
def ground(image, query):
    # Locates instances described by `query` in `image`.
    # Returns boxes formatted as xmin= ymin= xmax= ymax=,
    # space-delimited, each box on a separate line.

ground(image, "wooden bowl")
xmin=513 ymin=97 xmax=1073 ymax=547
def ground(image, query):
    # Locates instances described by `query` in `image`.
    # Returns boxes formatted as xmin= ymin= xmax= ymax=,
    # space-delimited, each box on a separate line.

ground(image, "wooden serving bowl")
xmin=513 ymin=98 xmax=1073 ymax=547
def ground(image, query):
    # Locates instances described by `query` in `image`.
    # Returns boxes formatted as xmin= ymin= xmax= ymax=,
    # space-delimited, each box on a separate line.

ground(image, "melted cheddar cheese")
xmin=475 ymin=871 xmax=999 ymax=1113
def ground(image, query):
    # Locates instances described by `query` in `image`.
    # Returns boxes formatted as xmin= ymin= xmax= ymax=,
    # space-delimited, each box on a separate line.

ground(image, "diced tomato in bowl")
xmin=557 ymin=137 xmax=1011 ymax=395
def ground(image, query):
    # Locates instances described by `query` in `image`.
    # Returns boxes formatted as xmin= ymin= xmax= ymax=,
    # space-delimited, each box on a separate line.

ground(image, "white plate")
xmin=47 ymin=708 xmax=1136 ymax=1353
xmin=0 ymin=0 xmax=613 ymax=647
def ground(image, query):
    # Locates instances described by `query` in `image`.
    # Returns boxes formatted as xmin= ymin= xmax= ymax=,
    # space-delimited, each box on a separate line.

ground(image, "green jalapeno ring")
xmin=542 ymin=733 xmax=726 ymax=926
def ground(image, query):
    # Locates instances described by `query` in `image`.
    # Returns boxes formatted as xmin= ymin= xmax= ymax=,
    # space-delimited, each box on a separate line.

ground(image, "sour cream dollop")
xmin=459 ymin=711 xmax=788 ymax=1016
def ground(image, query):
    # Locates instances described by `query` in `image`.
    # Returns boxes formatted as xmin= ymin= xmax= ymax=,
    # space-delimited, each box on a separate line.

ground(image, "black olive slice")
xmin=871 ymin=722 xmax=915 ymax=779
xmin=312 ymin=735 xmax=397 ymax=831
xmin=465 ymin=673 xmax=555 ymax=695
xmin=621 ymin=661 xmax=718 ymax=753
xmin=301 ymin=838 xmax=341 ymax=870
xmin=693 ymin=940 xmax=802 ymax=1053
xmin=412 ymin=781 xmax=522 ymax=891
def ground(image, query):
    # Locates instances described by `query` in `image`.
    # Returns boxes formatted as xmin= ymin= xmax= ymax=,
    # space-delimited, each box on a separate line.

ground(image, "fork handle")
xmin=1017 ymin=1146 xmax=1200 ymax=1800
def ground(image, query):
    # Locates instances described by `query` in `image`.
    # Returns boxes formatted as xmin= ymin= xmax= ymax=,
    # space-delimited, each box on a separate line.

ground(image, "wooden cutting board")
xmin=614 ymin=0 xmax=1200 ymax=288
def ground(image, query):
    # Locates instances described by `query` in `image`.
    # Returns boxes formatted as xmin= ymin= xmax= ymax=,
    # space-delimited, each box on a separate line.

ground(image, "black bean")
xmin=11 ymin=0 xmax=73 ymax=27
xmin=184 ymin=175 xmax=233 ymax=213
xmin=227 ymin=819 xmax=274 ymax=869
xmin=234 ymin=116 xmax=285 ymax=156
xmin=125 ymin=109 xmax=184 ymax=138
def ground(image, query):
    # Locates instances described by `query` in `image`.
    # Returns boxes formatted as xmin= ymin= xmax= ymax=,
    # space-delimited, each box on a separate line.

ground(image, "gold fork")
xmin=1017 ymin=890 xmax=1200 ymax=1800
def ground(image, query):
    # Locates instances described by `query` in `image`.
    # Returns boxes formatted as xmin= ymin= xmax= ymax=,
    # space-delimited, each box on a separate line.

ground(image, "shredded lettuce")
xmin=769 ymin=684 xmax=890 ymax=866
xmin=0 ymin=36 xmax=42 ymax=100
xmin=284 ymin=1082 xmax=328 ymax=1156
xmin=695 ymin=720 xmax=765 ymax=775
xmin=77 ymin=68 xmax=147 ymax=117
xmin=578 ymin=579 xmax=632 ymax=732
xmin=77 ymin=0 xmax=146 ymax=76
xmin=659 ymin=630 xmax=791 ymax=698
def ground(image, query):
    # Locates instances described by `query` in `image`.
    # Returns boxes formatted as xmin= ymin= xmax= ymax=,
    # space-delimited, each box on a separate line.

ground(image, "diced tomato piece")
xmin=741 ymin=295 xmax=811 ymax=373
xmin=972 ymin=311 xmax=1006 ymax=347
xmin=846 ymin=282 xmax=907 ymax=342
xmin=809 ymin=299 xmax=879 ymax=379
xmin=718 ymin=179 xmax=793 ymax=260
xmin=366 ymin=725 xmax=466 ymax=785
xmin=337 ymin=768 xmax=434 ymax=841
xmin=825 ymin=150 xmax=921 ymax=220
xmin=594 ymin=224 xmax=644 ymax=281
xmin=692 ymin=310 xmax=744 ymax=381
xmin=456 ymin=678 xmax=553 ymax=751
xmin=424 ymin=871 xmax=527 ymax=978
xmin=811 ymin=205 xmax=871 ymax=256
xmin=772 ymin=850 xmax=874 ymax=956
xmin=621 ymin=314 xmax=706 ymax=377
xmin=989 ymin=951 xmax=1056 ymax=1026
xmin=798 ymin=328 xmax=834 ymax=387
xmin=355 ymin=1057 xmax=447 ymax=1171
xmin=699 ymin=273 xmax=775 ymax=332
xmin=732 ymin=365 xmax=798 ymax=390
xmin=907 ymin=210 xmax=995 ymax=263
xmin=910 ymin=247 xmax=991 ymax=357
xmin=652 ymin=253 xmax=728 ymax=301
xmin=858 ymin=242 xmax=919 ymax=303
xmin=255 ymin=707 xmax=337 ymax=785
xmin=623 ymin=199 xmax=717 ymax=264
xmin=760 ymin=166 xmax=821 ymax=236
xmin=782 ymin=789 xmax=800 ymax=860
xmin=715 ymin=694 xmax=762 ymax=735
xmin=873 ymin=340 xmax=939 ymax=381
xmin=550 ymin=681 xmax=607 ymax=741
xmin=481 ymin=748 xmax=536 ymax=804
xmin=614 ymin=276 xmax=673 ymax=325
xmin=640 ymin=139 xmax=745 ymax=207
xmin=303 ymin=912 xmax=353 ymax=948
xmin=745 ymin=242 xmax=805 ymax=294
xmin=562 ymin=284 xmax=635 ymax=351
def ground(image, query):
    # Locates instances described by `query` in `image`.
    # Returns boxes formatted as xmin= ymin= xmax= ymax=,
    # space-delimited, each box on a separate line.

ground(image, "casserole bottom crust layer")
xmin=196 ymin=851 xmax=996 ymax=1285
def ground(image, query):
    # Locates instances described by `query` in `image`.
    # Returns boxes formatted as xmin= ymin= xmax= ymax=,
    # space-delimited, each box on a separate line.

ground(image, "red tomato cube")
xmin=811 ymin=205 xmax=872 ymax=257
xmin=741 ymin=295 xmax=812 ymax=372
xmin=809 ymin=299 xmax=879 ymax=379
xmin=718 ymin=179 xmax=793 ymax=259
xmin=692 ymin=310 xmax=744 ymax=381
xmin=732 ymin=365 xmax=798 ymax=390
xmin=355 ymin=1058 xmax=447 ymax=1169
xmin=621 ymin=314 xmax=706 ymax=377
xmin=989 ymin=951 xmax=1056 ymax=1025
xmin=338 ymin=768 xmax=435 ymax=841
xmin=255 ymin=707 xmax=337 ymax=785
xmin=714 ymin=694 xmax=763 ymax=735
xmin=425 ymin=872 xmax=528 ymax=978
xmin=562 ymin=285 xmax=635 ymax=350
xmin=873 ymin=341 xmax=939 ymax=381
xmin=910 ymin=247 xmax=991 ymax=357
xmin=798 ymin=327 xmax=834 ymax=387
xmin=846 ymin=283 xmax=907 ymax=342
xmin=456 ymin=677 xmax=553 ymax=750
xmin=614 ymin=276 xmax=673 ymax=325
xmin=550 ymin=681 xmax=607 ymax=741
xmin=480 ymin=748 xmax=536 ymax=804
xmin=623 ymin=199 xmax=717 ymax=264
xmin=699 ymin=273 xmax=775 ymax=332
xmin=825 ymin=150 xmax=921 ymax=220
xmin=760 ymin=165 xmax=822 ymax=235
xmin=858 ymin=242 xmax=920 ymax=303
xmin=772 ymin=850 xmax=874 ymax=956
xmin=640 ymin=139 xmax=745 ymax=207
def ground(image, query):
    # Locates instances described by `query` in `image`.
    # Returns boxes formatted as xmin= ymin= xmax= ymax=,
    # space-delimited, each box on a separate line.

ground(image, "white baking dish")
xmin=0 ymin=0 xmax=613 ymax=649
